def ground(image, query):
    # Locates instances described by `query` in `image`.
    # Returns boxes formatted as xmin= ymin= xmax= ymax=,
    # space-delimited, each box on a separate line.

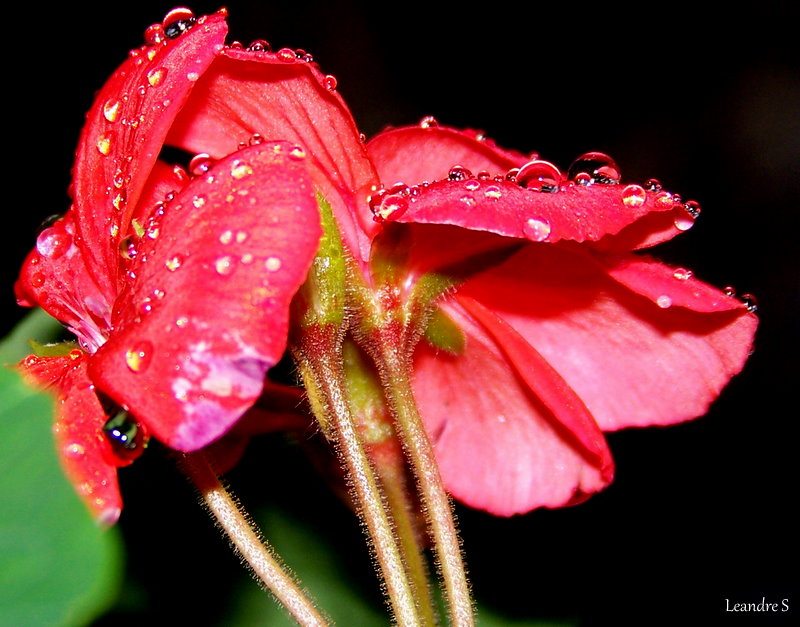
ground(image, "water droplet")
xmin=516 ymin=160 xmax=561 ymax=192
xmin=189 ymin=153 xmax=215 ymax=176
xmin=187 ymin=71 xmax=199 ymax=82
xmin=460 ymin=195 xmax=477 ymax=208
xmin=248 ymin=134 xmax=264 ymax=146
xmin=739 ymin=293 xmax=758 ymax=313
xmin=192 ymin=194 xmax=207 ymax=208
xmin=484 ymin=185 xmax=502 ymax=200
xmin=231 ymin=160 xmax=253 ymax=179
xmin=567 ymin=152 xmax=621 ymax=184
xmin=125 ymin=341 xmax=153 ymax=372
xmin=112 ymin=190 xmax=127 ymax=212
xmin=63 ymin=442 xmax=85 ymax=459
xmin=162 ymin=7 xmax=196 ymax=39
xmin=36 ymin=226 xmax=72 ymax=259
xmin=96 ymin=132 xmax=113 ymax=156
xmin=621 ymin=184 xmax=647 ymax=208
xmin=215 ymin=255 xmax=235 ymax=275
xmin=464 ymin=180 xmax=481 ymax=191
xmin=147 ymin=67 xmax=167 ymax=87
xmin=371 ymin=192 xmax=408 ymax=221
xmin=165 ymin=255 xmax=183 ymax=271
xmin=219 ymin=230 xmax=233 ymax=244
xmin=103 ymin=411 xmax=148 ymax=464
xmin=448 ymin=165 xmax=472 ymax=181
xmin=265 ymin=257 xmax=282 ymax=271
xmin=247 ymin=39 xmax=271 ymax=52
xmin=103 ymin=98 xmax=121 ymax=122
xmin=644 ymin=178 xmax=662 ymax=192
xmin=673 ymin=207 xmax=696 ymax=231
xmin=277 ymin=47 xmax=296 ymax=62
xmin=684 ymin=200 xmax=702 ymax=218
xmin=119 ymin=236 xmax=138 ymax=260
xmin=323 ymin=75 xmax=338 ymax=90
xmin=673 ymin=267 xmax=693 ymax=281
xmin=523 ymin=217 xmax=552 ymax=242
xmin=419 ymin=115 xmax=439 ymax=129
xmin=724 ymin=286 xmax=737 ymax=297
xmin=144 ymin=23 xmax=166 ymax=45
xmin=656 ymin=295 xmax=673 ymax=308
xmin=289 ymin=146 xmax=306 ymax=160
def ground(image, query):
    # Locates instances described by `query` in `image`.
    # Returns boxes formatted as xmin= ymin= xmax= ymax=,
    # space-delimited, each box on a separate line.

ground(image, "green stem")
xmin=181 ymin=451 xmax=329 ymax=627
xmin=376 ymin=342 xmax=474 ymax=627
xmin=293 ymin=332 xmax=422 ymax=627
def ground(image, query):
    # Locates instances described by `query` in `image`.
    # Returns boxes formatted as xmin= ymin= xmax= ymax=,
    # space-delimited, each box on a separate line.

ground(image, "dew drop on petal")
xmin=673 ymin=208 xmax=696 ymax=231
xmin=165 ymin=255 xmax=183 ymax=271
xmin=192 ymin=194 xmax=207 ymax=208
xmin=147 ymin=67 xmax=167 ymax=87
xmin=484 ymin=185 xmax=502 ymax=200
xmin=644 ymin=178 xmax=662 ymax=192
xmin=219 ymin=230 xmax=233 ymax=244
xmin=684 ymin=200 xmax=702 ymax=218
xmin=289 ymin=146 xmax=306 ymax=160
xmin=621 ymin=184 xmax=647 ymax=207
xmin=323 ymin=74 xmax=338 ymax=90
xmin=36 ymin=227 xmax=72 ymax=259
xmin=125 ymin=341 xmax=153 ymax=373
xmin=567 ymin=152 xmax=621 ymax=184
xmin=265 ymin=256 xmax=282 ymax=271
xmin=448 ymin=165 xmax=472 ymax=181
xmin=516 ymin=160 xmax=561 ymax=192
xmin=215 ymin=256 xmax=235 ymax=275
xmin=189 ymin=153 xmax=215 ymax=176
xmin=277 ymin=47 xmax=296 ymax=62
xmin=419 ymin=115 xmax=439 ymax=129
xmin=144 ymin=23 xmax=165 ymax=45
xmin=162 ymin=7 xmax=196 ymax=39
xmin=96 ymin=132 xmax=113 ymax=156
xmin=657 ymin=295 xmax=673 ymax=308
xmin=231 ymin=160 xmax=253 ymax=179
xmin=103 ymin=99 xmax=121 ymax=122
xmin=739 ymin=293 xmax=758 ymax=313
xmin=119 ymin=236 xmax=138 ymax=260
xmin=673 ymin=267 xmax=693 ymax=280
xmin=103 ymin=411 xmax=148 ymax=464
xmin=523 ymin=217 xmax=552 ymax=242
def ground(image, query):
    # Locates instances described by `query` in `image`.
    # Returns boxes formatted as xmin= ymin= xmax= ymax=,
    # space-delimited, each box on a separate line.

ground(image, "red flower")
xmin=17 ymin=8 xmax=757 ymax=522
xmin=15 ymin=10 xmax=321 ymax=522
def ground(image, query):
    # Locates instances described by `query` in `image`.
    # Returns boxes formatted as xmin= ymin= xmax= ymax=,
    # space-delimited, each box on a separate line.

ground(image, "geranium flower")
xmin=151 ymin=9 xmax=757 ymax=516
xmin=15 ymin=10 xmax=321 ymax=522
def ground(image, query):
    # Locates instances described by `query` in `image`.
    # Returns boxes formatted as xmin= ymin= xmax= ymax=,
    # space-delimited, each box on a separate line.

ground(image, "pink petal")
xmin=413 ymin=308 xmax=612 ymax=516
xmin=72 ymin=13 xmax=227 ymax=297
xmin=89 ymin=142 xmax=321 ymax=450
xmin=167 ymin=45 xmax=378 ymax=261
xmin=19 ymin=352 xmax=122 ymax=525
xmin=371 ymin=177 xmax=682 ymax=244
xmin=455 ymin=244 xmax=758 ymax=432
xmin=367 ymin=125 xmax=528 ymax=185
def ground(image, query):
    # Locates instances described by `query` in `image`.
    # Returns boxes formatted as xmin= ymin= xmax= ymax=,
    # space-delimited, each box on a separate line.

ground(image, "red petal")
xmin=455 ymin=245 xmax=758 ymax=432
xmin=167 ymin=46 xmax=378 ymax=261
xmin=72 ymin=13 xmax=227 ymax=297
xmin=15 ymin=214 xmax=112 ymax=351
xmin=592 ymin=252 xmax=748 ymax=313
xmin=90 ymin=142 xmax=321 ymax=450
xmin=367 ymin=125 xmax=528 ymax=185
xmin=19 ymin=352 xmax=122 ymax=524
xmin=374 ymin=177 xmax=681 ymax=244
xmin=412 ymin=309 xmax=612 ymax=516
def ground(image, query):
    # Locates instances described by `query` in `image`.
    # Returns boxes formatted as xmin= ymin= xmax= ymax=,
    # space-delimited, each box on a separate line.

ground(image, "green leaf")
xmin=0 ymin=308 xmax=64 ymax=366
xmin=0 ymin=366 xmax=122 ymax=627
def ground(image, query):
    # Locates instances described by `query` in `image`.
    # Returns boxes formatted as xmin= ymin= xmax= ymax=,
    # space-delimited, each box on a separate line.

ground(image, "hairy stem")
xmin=376 ymin=343 xmax=474 ymax=627
xmin=181 ymin=451 xmax=328 ymax=627
xmin=294 ymin=333 xmax=423 ymax=626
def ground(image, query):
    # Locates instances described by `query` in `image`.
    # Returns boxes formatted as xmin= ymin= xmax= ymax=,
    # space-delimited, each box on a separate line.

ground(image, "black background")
xmin=4 ymin=1 xmax=797 ymax=625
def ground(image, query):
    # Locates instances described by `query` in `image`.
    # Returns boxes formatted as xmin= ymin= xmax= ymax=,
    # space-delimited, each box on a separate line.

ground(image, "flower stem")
xmin=293 ymin=330 xmax=423 ymax=626
xmin=181 ymin=450 xmax=329 ymax=627
xmin=375 ymin=340 xmax=475 ymax=627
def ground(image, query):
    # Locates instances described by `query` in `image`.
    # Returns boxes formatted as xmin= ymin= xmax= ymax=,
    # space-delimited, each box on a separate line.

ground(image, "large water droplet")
xmin=323 ymin=75 xmax=338 ymax=91
xmin=516 ymin=160 xmax=561 ymax=192
xmin=36 ymin=226 xmax=72 ymax=259
xmin=103 ymin=411 xmax=148 ymax=465
xmin=265 ymin=257 xmax=282 ymax=271
xmin=523 ymin=217 xmax=552 ymax=242
xmin=656 ymin=295 xmax=673 ymax=308
xmin=96 ymin=132 xmax=113 ymax=156
xmin=567 ymin=152 xmax=621 ymax=184
xmin=125 ymin=341 xmax=153 ymax=372
xmin=448 ymin=165 xmax=473 ymax=181
xmin=419 ymin=115 xmax=439 ymax=129
xmin=144 ymin=23 xmax=165 ymax=45
xmin=162 ymin=8 xmax=196 ymax=39
xmin=739 ymin=293 xmax=758 ymax=313
xmin=119 ymin=236 xmax=138 ymax=260
xmin=673 ymin=267 xmax=693 ymax=281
